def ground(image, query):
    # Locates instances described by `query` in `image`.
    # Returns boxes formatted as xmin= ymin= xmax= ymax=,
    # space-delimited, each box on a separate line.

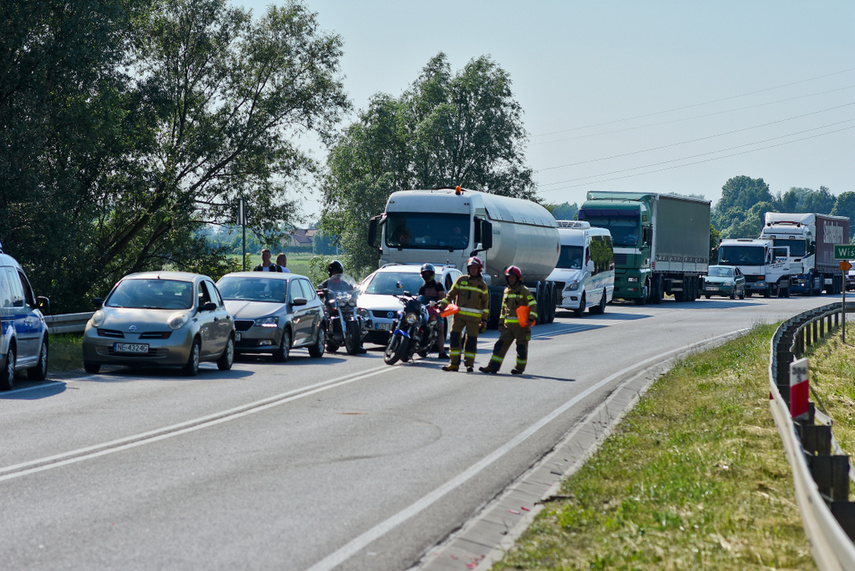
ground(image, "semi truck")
xmin=758 ymin=213 xmax=850 ymax=295
xmin=717 ymin=238 xmax=791 ymax=297
xmin=577 ymin=191 xmax=710 ymax=304
xmin=367 ymin=187 xmax=560 ymax=326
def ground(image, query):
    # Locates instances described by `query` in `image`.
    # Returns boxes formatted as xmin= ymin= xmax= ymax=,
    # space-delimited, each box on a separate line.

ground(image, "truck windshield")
xmin=719 ymin=246 xmax=765 ymax=266
xmin=557 ymin=245 xmax=584 ymax=269
xmin=386 ymin=213 xmax=470 ymax=250
xmin=580 ymin=216 xmax=638 ymax=247
xmin=772 ymin=239 xmax=806 ymax=257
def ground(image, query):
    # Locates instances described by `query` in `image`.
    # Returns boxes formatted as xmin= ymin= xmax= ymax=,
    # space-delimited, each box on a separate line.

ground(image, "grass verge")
xmin=493 ymin=323 xmax=816 ymax=570
xmin=48 ymin=333 xmax=83 ymax=372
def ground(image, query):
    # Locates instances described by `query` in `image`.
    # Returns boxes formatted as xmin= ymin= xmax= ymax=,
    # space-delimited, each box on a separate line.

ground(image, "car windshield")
xmin=217 ymin=277 xmax=288 ymax=302
xmin=557 ymin=245 xmax=584 ymax=269
xmin=364 ymin=272 xmax=425 ymax=295
xmin=385 ymin=213 xmax=470 ymax=250
xmin=106 ymin=279 xmax=194 ymax=309
xmin=708 ymin=267 xmax=734 ymax=278
xmin=718 ymin=245 xmax=765 ymax=266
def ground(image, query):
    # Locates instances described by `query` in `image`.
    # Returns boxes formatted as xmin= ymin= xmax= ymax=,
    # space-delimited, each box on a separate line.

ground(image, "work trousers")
xmin=448 ymin=317 xmax=481 ymax=368
xmin=485 ymin=324 xmax=530 ymax=373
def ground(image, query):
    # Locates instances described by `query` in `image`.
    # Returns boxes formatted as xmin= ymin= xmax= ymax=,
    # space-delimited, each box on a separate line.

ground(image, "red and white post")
xmin=789 ymin=358 xmax=810 ymax=419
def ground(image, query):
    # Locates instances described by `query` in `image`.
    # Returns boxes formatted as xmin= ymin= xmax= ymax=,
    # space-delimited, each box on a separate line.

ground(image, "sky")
xmin=239 ymin=0 xmax=855 ymax=220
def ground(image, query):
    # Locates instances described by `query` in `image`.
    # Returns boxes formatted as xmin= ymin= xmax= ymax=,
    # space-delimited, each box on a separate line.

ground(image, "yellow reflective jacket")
xmin=500 ymin=283 xmax=537 ymax=326
xmin=444 ymin=274 xmax=489 ymax=323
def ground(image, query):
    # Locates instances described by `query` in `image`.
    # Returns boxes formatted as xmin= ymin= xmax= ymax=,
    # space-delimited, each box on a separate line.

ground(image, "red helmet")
xmin=466 ymin=256 xmax=483 ymax=271
xmin=505 ymin=265 xmax=522 ymax=280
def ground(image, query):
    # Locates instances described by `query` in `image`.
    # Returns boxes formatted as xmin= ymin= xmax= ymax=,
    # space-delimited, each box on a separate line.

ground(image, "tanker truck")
xmin=758 ymin=212 xmax=850 ymax=295
xmin=367 ymin=187 xmax=560 ymax=326
xmin=577 ymin=191 xmax=710 ymax=304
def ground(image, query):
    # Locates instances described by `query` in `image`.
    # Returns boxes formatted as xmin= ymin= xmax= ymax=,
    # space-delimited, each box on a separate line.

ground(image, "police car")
xmin=0 ymin=241 xmax=50 ymax=389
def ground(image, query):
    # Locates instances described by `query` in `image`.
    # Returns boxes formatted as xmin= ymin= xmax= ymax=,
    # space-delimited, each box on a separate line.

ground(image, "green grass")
xmin=48 ymin=333 xmax=83 ymax=372
xmin=494 ymin=323 xmax=816 ymax=570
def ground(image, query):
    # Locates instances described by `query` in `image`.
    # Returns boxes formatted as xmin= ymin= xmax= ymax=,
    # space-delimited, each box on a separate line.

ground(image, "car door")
xmin=288 ymin=278 xmax=312 ymax=346
xmin=197 ymin=280 xmax=227 ymax=358
xmin=3 ymin=267 xmax=38 ymax=363
xmin=207 ymin=280 xmax=233 ymax=348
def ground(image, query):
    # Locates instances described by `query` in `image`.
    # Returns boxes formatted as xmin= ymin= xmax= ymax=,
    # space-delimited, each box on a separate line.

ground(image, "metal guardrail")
xmin=769 ymin=302 xmax=855 ymax=570
xmin=45 ymin=312 xmax=94 ymax=335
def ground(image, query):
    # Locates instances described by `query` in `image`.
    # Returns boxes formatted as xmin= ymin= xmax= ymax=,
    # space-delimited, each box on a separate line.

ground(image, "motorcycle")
xmin=317 ymin=281 xmax=364 ymax=356
xmin=383 ymin=293 xmax=441 ymax=365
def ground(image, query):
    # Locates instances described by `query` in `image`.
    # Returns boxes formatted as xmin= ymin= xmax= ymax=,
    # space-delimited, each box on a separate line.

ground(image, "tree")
xmin=1 ymin=0 xmax=349 ymax=310
xmin=321 ymin=52 xmax=534 ymax=276
xmin=712 ymin=176 xmax=773 ymax=233
xmin=800 ymin=186 xmax=835 ymax=214
xmin=548 ymin=202 xmax=579 ymax=221
xmin=831 ymin=192 xmax=855 ymax=240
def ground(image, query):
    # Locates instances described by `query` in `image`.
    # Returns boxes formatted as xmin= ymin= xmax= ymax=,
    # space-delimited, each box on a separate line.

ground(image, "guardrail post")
xmin=831 ymin=503 xmax=855 ymax=541
xmin=808 ymin=455 xmax=850 ymax=502
xmin=797 ymin=421 xmax=830 ymax=456
xmin=820 ymin=316 xmax=826 ymax=338
xmin=796 ymin=328 xmax=805 ymax=356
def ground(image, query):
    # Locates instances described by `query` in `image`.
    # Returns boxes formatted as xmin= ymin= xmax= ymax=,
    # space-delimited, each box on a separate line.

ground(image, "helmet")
xmin=327 ymin=259 xmax=344 ymax=276
xmin=466 ymin=256 xmax=483 ymax=271
xmin=505 ymin=266 xmax=522 ymax=281
xmin=420 ymin=263 xmax=435 ymax=281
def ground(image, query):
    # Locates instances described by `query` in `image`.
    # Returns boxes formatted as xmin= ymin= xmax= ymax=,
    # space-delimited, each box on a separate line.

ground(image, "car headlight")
xmin=564 ymin=279 xmax=581 ymax=292
xmin=168 ymin=312 xmax=190 ymax=330
xmin=256 ymin=316 xmax=279 ymax=328
xmin=404 ymin=312 xmax=419 ymax=326
xmin=90 ymin=310 xmax=105 ymax=327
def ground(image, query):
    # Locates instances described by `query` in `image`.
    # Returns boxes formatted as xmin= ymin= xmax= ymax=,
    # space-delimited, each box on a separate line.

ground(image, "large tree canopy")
xmin=321 ymin=52 xmax=535 ymax=275
xmin=0 ymin=0 xmax=349 ymax=311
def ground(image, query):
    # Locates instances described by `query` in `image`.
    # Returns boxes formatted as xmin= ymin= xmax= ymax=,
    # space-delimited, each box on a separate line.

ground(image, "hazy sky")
xmin=239 ymin=1 xmax=854 ymax=218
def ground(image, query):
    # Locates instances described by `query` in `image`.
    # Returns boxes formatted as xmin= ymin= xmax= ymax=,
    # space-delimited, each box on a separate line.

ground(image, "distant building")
xmin=286 ymin=228 xmax=318 ymax=248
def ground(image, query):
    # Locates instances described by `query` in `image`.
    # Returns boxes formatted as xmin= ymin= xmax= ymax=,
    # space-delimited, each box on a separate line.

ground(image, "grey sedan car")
xmin=216 ymin=272 xmax=325 ymax=361
xmin=82 ymin=272 xmax=235 ymax=375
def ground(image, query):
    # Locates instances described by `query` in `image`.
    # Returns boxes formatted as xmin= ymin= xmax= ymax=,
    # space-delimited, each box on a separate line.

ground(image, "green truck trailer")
xmin=578 ymin=191 xmax=711 ymax=304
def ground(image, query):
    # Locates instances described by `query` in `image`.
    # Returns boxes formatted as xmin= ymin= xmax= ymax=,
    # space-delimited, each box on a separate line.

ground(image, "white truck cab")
xmin=718 ymin=238 xmax=791 ymax=297
xmin=547 ymin=221 xmax=615 ymax=317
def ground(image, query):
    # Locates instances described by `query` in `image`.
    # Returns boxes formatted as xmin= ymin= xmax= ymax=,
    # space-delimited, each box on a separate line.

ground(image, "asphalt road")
xmin=0 ymin=294 xmax=837 ymax=570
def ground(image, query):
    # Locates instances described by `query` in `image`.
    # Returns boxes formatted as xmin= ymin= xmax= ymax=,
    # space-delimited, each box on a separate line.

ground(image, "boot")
xmin=441 ymin=364 xmax=458 ymax=372
xmin=479 ymin=366 xmax=497 ymax=374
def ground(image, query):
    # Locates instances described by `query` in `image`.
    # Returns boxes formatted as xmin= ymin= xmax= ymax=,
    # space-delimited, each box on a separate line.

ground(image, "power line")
xmin=538 ymin=122 xmax=855 ymax=194
xmin=531 ymin=68 xmax=855 ymax=137
xmin=536 ymin=103 xmax=855 ymax=172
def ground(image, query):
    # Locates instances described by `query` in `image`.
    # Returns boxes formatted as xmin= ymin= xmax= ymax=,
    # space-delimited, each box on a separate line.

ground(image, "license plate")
xmin=706 ymin=286 xmax=719 ymax=291
xmin=114 ymin=343 xmax=149 ymax=354
xmin=376 ymin=322 xmax=393 ymax=331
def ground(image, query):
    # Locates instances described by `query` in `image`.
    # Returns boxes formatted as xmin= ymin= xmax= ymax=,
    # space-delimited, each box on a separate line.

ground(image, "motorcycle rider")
xmin=318 ymin=260 xmax=365 ymax=353
xmin=479 ymin=266 xmax=537 ymax=375
xmin=417 ymin=263 xmax=447 ymax=359
xmin=439 ymin=256 xmax=489 ymax=372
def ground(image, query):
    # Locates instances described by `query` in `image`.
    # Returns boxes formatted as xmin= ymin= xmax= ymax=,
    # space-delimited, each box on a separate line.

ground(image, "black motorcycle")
xmin=383 ymin=293 xmax=440 ymax=365
xmin=317 ymin=286 xmax=364 ymax=355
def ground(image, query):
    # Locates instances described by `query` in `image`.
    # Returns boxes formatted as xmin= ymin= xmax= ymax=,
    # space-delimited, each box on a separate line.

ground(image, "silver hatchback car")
xmin=82 ymin=272 xmax=235 ymax=376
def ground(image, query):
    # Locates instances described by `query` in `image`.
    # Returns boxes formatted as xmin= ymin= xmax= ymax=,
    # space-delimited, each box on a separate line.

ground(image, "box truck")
xmin=759 ymin=213 xmax=850 ymax=295
xmin=367 ymin=187 xmax=560 ymax=325
xmin=578 ymin=191 xmax=710 ymax=304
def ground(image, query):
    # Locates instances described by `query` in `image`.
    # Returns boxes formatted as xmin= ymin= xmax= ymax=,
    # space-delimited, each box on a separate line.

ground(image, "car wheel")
xmin=273 ymin=329 xmax=291 ymax=362
xmin=308 ymin=326 xmax=325 ymax=358
xmin=0 ymin=344 xmax=16 ymax=391
xmin=217 ymin=335 xmax=234 ymax=370
xmin=27 ymin=339 xmax=49 ymax=381
xmin=183 ymin=338 xmax=201 ymax=376
xmin=573 ymin=293 xmax=585 ymax=318
xmin=589 ymin=292 xmax=607 ymax=315
xmin=84 ymin=361 xmax=101 ymax=374
xmin=730 ymin=290 xmax=736 ymax=300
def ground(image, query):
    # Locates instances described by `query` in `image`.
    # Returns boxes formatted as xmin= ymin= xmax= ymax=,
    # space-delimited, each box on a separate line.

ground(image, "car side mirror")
xmin=92 ymin=297 xmax=104 ymax=309
xmin=292 ymin=297 xmax=308 ymax=306
xmin=37 ymin=296 xmax=50 ymax=313
xmin=201 ymin=301 xmax=217 ymax=312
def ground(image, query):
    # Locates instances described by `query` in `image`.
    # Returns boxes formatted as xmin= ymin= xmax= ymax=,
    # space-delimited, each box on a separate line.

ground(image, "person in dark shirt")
xmin=418 ymin=263 xmax=447 ymax=359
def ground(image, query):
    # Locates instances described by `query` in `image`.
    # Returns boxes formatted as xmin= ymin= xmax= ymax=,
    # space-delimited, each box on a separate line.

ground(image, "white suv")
xmin=357 ymin=264 xmax=461 ymax=345
xmin=0 ymin=242 xmax=51 ymax=389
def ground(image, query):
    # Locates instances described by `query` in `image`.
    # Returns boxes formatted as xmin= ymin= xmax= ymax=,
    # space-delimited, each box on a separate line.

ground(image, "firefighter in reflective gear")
xmin=479 ymin=266 xmax=537 ymax=375
xmin=439 ymin=256 xmax=489 ymax=372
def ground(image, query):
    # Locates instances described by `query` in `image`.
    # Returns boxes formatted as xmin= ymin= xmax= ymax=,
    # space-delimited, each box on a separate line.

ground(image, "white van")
xmin=547 ymin=221 xmax=615 ymax=317
xmin=0 ymin=241 xmax=50 ymax=389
